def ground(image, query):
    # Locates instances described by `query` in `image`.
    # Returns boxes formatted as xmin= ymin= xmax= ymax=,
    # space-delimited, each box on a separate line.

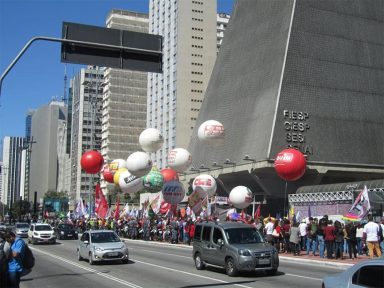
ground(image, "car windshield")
xmin=91 ymin=232 xmax=120 ymax=243
xmin=35 ymin=225 xmax=52 ymax=231
xmin=16 ymin=224 xmax=29 ymax=229
xmin=59 ymin=224 xmax=74 ymax=230
xmin=225 ymin=228 xmax=264 ymax=244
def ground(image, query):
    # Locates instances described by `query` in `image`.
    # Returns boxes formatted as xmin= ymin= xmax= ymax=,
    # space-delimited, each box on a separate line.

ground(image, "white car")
xmin=322 ymin=257 xmax=384 ymax=288
xmin=28 ymin=223 xmax=56 ymax=244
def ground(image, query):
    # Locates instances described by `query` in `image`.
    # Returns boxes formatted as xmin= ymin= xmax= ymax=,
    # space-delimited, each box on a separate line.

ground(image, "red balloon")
xmin=161 ymin=168 xmax=179 ymax=183
xmin=274 ymin=148 xmax=306 ymax=181
xmin=102 ymin=165 xmax=114 ymax=183
xmin=80 ymin=150 xmax=104 ymax=174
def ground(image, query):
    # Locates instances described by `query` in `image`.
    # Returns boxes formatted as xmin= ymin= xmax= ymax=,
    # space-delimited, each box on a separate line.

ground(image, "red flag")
xmin=254 ymin=204 xmax=261 ymax=219
xmin=114 ymin=197 xmax=120 ymax=220
xmin=94 ymin=183 xmax=106 ymax=214
xmin=98 ymin=197 xmax=109 ymax=219
xmin=159 ymin=200 xmax=171 ymax=214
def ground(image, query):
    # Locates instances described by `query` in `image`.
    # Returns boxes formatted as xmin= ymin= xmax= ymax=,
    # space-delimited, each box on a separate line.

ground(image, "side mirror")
xmin=217 ymin=239 xmax=224 ymax=246
xmin=84 ymin=240 xmax=89 ymax=244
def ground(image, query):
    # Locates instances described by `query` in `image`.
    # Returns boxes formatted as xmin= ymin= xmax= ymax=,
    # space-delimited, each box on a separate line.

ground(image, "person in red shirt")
xmin=324 ymin=220 xmax=335 ymax=259
xmin=188 ymin=220 xmax=195 ymax=245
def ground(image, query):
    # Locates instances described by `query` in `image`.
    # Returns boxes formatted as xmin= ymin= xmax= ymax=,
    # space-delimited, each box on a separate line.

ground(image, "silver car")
xmin=77 ymin=230 xmax=129 ymax=265
xmin=13 ymin=222 xmax=30 ymax=238
xmin=322 ymin=257 xmax=384 ymax=288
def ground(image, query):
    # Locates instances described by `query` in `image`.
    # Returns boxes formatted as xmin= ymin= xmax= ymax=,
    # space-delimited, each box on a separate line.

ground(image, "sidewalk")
xmin=125 ymin=238 xmax=373 ymax=268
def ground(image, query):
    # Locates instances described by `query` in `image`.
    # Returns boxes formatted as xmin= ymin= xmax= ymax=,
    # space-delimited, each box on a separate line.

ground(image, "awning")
xmin=296 ymin=179 xmax=384 ymax=194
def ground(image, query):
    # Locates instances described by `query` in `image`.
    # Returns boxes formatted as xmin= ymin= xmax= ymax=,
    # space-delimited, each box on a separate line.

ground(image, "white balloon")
xmin=167 ymin=148 xmax=192 ymax=173
xmin=229 ymin=186 xmax=253 ymax=209
xmin=192 ymin=174 xmax=217 ymax=197
xmin=162 ymin=181 xmax=185 ymax=205
xmin=126 ymin=151 xmax=153 ymax=177
xmin=118 ymin=170 xmax=143 ymax=194
xmin=109 ymin=159 xmax=127 ymax=172
xmin=139 ymin=128 xmax=164 ymax=152
xmin=198 ymin=120 xmax=225 ymax=143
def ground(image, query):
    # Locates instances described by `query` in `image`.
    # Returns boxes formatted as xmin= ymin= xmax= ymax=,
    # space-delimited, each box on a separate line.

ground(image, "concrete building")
xmin=187 ymin=0 xmax=384 ymax=216
xmin=99 ymin=10 xmax=149 ymax=195
xmin=29 ymin=101 xmax=67 ymax=204
xmin=148 ymin=0 xmax=217 ymax=169
xmin=1 ymin=137 xmax=26 ymax=207
xmin=69 ymin=67 xmax=104 ymax=203
xmin=101 ymin=10 xmax=149 ymax=162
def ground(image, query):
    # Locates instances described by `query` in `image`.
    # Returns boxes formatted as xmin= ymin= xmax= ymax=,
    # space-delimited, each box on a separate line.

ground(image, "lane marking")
xmin=132 ymin=258 xmax=256 ymax=288
xmin=284 ymin=273 xmax=322 ymax=281
xmin=30 ymin=247 xmax=143 ymax=288
xmin=140 ymin=249 xmax=191 ymax=259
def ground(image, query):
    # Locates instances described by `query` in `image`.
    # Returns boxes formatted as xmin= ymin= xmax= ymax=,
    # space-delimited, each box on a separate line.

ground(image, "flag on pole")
xmin=347 ymin=185 xmax=371 ymax=219
xmin=75 ymin=199 xmax=86 ymax=218
xmin=94 ymin=183 xmax=105 ymax=214
xmin=98 ymin=197 xmax=109 ymax=219
xmin=114 ymin=197 xmax=120 ymax=220
xmin=254 ymin=204 xmax=261 ymax=219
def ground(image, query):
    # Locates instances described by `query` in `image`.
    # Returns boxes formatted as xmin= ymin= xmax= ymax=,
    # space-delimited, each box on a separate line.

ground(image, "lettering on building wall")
xmin=283 ymin=110 xmax=313 ymax=155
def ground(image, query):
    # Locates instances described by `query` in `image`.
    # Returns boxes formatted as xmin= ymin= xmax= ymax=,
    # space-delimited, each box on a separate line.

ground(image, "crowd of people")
xmin=262 ymin=214 xmax=384 ymax=260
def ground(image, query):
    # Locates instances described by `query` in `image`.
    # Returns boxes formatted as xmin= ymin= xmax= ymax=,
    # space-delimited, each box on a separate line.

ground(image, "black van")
xmin=192 ymin=221 xmax=279 ymax=276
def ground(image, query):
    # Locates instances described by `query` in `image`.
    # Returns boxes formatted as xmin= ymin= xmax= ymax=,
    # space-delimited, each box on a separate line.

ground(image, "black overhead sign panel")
xmin=61 ymin=22 xmax=162 ymax=73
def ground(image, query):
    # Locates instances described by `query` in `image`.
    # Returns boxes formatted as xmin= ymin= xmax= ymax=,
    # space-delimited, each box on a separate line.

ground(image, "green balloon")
xmin=143 ymin=166 xmax=164 ymax=193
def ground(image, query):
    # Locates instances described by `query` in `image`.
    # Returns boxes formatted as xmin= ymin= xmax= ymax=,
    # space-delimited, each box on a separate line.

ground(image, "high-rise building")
xmin=69 ymin=66 xmax=104 ymax=203
xmin=22 ymin=109 xmax=35 ymax=202
xmin=101 ymin=10 xmax=149 ymax=165
xmin=1 ymin=137 xmax=26 ymax=207
xmin=216 ymin=13 xmax=230 ymax=54
xmin=148 ymin=0 xmax=217 ymax=169
xmin=29 ymin=101 xmax=67 ymax=203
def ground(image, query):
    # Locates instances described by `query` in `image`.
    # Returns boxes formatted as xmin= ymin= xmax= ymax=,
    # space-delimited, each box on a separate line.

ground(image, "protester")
xmin=299 ymin=220 xmax=307 ymax=251
xmin=324 ymin=220 xmax=335 ymax=259
xmin=363 ymin=214 xmax=382 ymax=259
xmin=345 ymin=222 xmax=357 ymax=260
xmin=334 ymin=220 xmax=345 ymax=260
xmin=317 ymin=215 xmax=328 ymax=258
xmin=0 ymin=230 xmax=9 ymax=288
xmin=264 ymin=218 xmax=274 ymax=245
xmin=4 ymin=231 xmax=25 ymax=288
xmin=289 ymin=221 xmax=300 ymax=256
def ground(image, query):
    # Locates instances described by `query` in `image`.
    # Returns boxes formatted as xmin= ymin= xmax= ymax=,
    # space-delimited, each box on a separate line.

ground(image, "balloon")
xmin=142 ymin=166 xmax=164 ymax=193
xmin=167 ymin=148 xmax=192 ymax=173
xmin=114 ymin=168 xmax=128 ymax=185
xmin=80 ymin=150 xmax=104 ymax=174
xmin=109 ymin=159 xmax=127 ymax=173
xmin=118 ymin=170 xmax=144 ymax=194
xmin=192 ymin=174 xmax=217 ymax=197
xmin=197 ymin=120 xmax=225 ymax=143
xmin=160 ymin=168 xmax=179 ymax=183
xmin=102 ymin=165 xmax=114 ymax=183
xmin=139 ymin=128 xmax=164 ymax=152
xmin=229 ymin=186 xmax=253 ymax=209
xmin=274 ymin=148 xmax=306 ymax=181
xmin=162 ymin=181 xmax=185 ymax=205
xmin=126 ymin=151 xmax=153 ymax=177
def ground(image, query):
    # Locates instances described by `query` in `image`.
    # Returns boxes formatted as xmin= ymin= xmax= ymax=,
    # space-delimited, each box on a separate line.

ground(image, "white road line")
xmin=132 ymin=258 xmax=255 ymax=288
xmin=140 ymin=249 xmax=191 ymax=259
xmin=30 ymin=247 xmax=143 ymax=288
xmin=284 ymin=273 xmax=322 ymax=281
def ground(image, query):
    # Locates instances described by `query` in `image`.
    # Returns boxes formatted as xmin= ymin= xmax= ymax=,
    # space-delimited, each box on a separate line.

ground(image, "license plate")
xmin=68 ymin=234 xmax=72 ymax=237
xmin=109 ymin=252 xmax=118 ymax=256
xmin=258 ymin=259 xmax=270 ymax=265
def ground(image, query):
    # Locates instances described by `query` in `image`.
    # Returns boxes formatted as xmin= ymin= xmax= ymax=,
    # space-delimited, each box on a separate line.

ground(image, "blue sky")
xmin=0 ymin=0 xmax=234 ymax=153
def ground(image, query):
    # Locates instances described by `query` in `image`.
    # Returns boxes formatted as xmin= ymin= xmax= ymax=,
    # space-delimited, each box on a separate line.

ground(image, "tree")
xmin=13 ymin=200 xmax=31 ymax=221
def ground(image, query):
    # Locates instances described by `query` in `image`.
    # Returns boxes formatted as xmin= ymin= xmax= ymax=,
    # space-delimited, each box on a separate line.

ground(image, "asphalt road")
xmin=19 ymin=238 xmax=346 ymax=288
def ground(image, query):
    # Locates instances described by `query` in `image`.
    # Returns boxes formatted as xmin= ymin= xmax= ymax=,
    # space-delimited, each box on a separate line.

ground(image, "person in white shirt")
xmin=264 ymin=218 xmax=274 ymax=244
xmin=363 ymin=214 xmax=382 ymax=259
xmin=355 ymin=223 xmax=365 ymax=255
xmin=380 ymin=217 xmax=384 ymax=253
xmin=299 ymin=220 xmax=307 ymax=250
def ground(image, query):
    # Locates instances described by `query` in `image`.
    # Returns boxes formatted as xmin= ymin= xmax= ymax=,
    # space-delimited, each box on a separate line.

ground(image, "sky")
xmin=0 ymin=0 xmax=234 ymax=155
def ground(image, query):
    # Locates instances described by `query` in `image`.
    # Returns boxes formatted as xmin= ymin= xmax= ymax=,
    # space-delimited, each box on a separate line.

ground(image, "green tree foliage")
xmin=13 ymin=200 xmax=31 ymax=219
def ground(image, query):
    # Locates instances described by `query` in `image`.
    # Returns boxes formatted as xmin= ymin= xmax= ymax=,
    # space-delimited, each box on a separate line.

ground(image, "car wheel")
xmin=225 ymin=257 xmax=238 ymax=277
xmin=77 ymin=250 xmax=83 ymax=261
xmin=122 ymin=259 xmax=129 ymax=264
xmin=194 ymin=253 xmax=205 ymax=270
xmin=28 ymin=237 xmax=31 ymax=244
xmin=266 ymin=268 xmax=277 ymax=276
xmin=32 ymin=237 xmax=37 ymax=245
xmin=89 ymin=252 xmax=94 ymax=265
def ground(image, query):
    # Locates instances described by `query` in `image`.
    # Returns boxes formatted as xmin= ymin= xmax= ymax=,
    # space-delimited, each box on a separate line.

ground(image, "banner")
xmin=346 ymin=185 xmax=371 ymax=219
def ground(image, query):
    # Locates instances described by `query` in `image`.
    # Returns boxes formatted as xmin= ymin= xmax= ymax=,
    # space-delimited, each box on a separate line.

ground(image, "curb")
xmin=123 ymin=238 xmax=355 ymax=268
